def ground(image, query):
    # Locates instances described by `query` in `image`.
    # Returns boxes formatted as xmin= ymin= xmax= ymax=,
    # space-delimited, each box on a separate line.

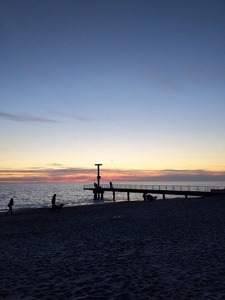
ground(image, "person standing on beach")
xmin=52 ymin=194 xmax=56 ymax=209
xmin=143 ymin=193 xmax=147 ymax=201
xmin=6 ymin=198 xmax=14 ymax=215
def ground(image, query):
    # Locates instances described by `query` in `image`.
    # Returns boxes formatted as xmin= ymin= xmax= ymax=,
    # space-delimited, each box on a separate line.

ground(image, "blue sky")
xmin=0 ymin=0 xmax=225 ymax=182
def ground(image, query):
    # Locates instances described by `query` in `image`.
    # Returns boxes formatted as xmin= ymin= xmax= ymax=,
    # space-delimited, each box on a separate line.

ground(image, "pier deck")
xmin=83 ymin=184 xmax=225 ymax=201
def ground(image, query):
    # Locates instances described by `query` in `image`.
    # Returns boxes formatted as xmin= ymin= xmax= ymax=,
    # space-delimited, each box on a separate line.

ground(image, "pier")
xmin=84 ymin=164 xmax=225 ymax=201
xmin=83 ymin=183 xmax=225 ymax=201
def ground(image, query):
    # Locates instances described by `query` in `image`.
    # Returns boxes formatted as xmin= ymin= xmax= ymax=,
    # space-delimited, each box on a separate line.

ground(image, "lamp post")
xmin=95 ymin=164 xmax=102 ymax=188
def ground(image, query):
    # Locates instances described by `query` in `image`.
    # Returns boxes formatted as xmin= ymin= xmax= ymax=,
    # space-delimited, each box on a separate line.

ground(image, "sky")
xmin=0 ymin=0 xmax=225 ymax=183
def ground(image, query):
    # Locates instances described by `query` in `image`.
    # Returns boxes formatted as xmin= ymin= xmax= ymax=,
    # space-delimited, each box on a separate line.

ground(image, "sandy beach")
xmin=1 ymin=196 xmax=225 ymax=299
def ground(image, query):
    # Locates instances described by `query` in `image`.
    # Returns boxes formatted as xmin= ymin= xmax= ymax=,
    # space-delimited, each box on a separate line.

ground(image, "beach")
xmin=1 ymin=196 xmax=225 ymax=299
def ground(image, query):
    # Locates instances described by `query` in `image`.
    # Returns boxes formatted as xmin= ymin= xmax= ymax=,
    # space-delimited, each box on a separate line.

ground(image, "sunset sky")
xmin=1 ymin=0 xmax=225 ymax=182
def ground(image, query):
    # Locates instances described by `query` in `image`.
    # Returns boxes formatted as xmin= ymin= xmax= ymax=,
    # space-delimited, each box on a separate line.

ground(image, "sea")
xmin=1 ymin=181 xmax=225 ymax=212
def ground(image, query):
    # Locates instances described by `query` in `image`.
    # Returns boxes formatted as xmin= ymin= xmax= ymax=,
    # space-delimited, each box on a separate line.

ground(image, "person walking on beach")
xmin=6 ymin=198 xmax=14 ymax=215
xmin=52 ymin=194 xmax=56 ymax=209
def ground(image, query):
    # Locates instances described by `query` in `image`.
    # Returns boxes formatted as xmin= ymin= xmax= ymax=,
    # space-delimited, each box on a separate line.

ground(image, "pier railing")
xmin=83 ymin=183 xmax=225 ymax=192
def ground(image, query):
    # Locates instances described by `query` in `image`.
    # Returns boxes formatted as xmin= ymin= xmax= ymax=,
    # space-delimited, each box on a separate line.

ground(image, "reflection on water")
xmin=0 ymin=181 xmax=225 ymax=211
xmin=0 ymin=182 xmax=93 ymax=211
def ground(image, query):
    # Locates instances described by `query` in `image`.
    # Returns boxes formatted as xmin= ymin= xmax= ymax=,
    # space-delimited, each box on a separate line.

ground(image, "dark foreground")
xmin=1 ymin=197 xmax=225 ymax=299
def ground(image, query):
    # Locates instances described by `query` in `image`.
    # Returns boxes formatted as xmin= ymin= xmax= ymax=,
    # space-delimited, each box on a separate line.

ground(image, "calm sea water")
xmin=1 ymin=181 xmax=225 ymax=212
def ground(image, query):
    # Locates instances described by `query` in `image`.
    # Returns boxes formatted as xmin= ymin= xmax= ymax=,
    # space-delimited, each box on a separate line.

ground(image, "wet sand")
xmin=1 ymin=196 xmax=225 ymax=299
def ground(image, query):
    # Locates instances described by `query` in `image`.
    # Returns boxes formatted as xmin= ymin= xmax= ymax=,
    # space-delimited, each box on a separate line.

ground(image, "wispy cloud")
xmin=47 ymin=109 xmax=114 ymax=122
xmin=0 ymin=111 xmax=59 ymax=123
xmin=0 ymin=167 xmax=225 ymax=183
xmin=47 ymin=109 xmax=96 ymax=122
xmin=0 ymin=167 xmax=96 ymax=182
xmin=47 ymin=163 xmax=64 ymax=167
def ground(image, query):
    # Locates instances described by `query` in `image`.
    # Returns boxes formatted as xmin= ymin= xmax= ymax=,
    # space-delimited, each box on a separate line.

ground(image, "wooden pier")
xmin=83 ymin=183 xmax=225 ymax=201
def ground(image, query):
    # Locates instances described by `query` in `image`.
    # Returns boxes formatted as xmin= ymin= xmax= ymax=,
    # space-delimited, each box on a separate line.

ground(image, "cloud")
xmin=0 ymin=167 xmax=225 ymax=183
xmin=47 ymin=163 xmax=64 ymax=167
xmin=47 ymin=109 xmax=113 ymax=122
xmin=47 ymin=109 xmax=95 ymax=122
xmin=0 ymin=167 xmax=96 ymax=183
xmin=0 ymin=111 xmax=59 ymax=123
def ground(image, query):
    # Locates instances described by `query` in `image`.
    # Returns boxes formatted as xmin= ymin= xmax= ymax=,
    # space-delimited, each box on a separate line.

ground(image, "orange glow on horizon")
xmin=0 ymin=167 xmax=225 ymax=183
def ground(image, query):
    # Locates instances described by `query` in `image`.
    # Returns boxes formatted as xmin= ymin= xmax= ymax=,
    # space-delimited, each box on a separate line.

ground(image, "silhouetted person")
xmin=51 ymin=194 xmax=64 ymax=211
xmin=110 ymin=181 xmax=113 ymax=188
xmin=147 ymin=194 xmax=154 ymax=201
xmin=6 ymin=198 xmax=14 ymax=215
xmin=52 ymin=194 xmax=56 ymax=209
